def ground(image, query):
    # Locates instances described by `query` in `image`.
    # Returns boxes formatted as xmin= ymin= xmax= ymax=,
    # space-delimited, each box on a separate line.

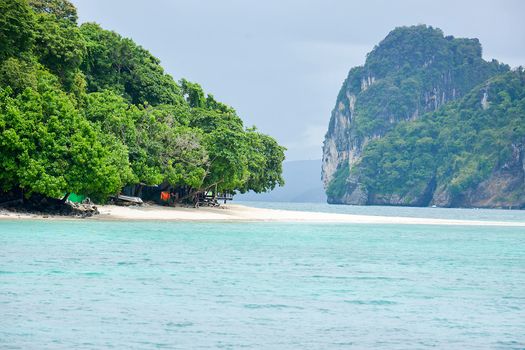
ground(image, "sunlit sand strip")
xmin=94 ymin=204 xmax=525 ymax=227
xmin=1 ymin=204 xmax=524 ymax=227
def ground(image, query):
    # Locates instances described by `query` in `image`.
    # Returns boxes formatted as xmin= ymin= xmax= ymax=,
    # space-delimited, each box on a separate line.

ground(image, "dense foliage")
xmin=0 ymin=0 xmax=285 ymax=202
xmin=332 ymin=25 xmax=508 ymax=138
xmin=325 ymin=25 xmax=521 ymax=205
xmin=356 ymin=69 xmax=525 ymax=200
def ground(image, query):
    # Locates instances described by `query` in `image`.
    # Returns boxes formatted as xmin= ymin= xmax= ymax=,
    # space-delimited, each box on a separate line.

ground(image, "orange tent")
xmin=160 ymin=191 xmax=170 ymax=201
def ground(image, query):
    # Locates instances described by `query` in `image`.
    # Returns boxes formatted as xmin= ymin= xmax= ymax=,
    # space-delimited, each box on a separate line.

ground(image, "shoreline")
xmin=1 ymin=204 xmax=525 ymax=227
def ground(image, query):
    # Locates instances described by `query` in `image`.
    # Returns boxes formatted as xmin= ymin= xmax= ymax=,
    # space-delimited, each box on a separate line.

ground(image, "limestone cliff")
xmin=322 ymin=25 xmax=515 ymax=207
xmin=431 ymin=136 xmax=525 ymax=209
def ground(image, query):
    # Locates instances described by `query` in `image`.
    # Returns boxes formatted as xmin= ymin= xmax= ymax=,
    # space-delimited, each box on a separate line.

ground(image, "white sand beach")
xmin=2 ymin=203 xmax=524 ymax=227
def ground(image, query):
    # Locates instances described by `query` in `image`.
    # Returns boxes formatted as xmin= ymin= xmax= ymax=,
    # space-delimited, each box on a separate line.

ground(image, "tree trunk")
xmin=61 ymin=192 xmax=71 ymax=203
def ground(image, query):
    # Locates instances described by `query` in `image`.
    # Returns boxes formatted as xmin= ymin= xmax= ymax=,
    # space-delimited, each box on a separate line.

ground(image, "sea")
xmin=1 ymin=202 xmax=524 ymax=349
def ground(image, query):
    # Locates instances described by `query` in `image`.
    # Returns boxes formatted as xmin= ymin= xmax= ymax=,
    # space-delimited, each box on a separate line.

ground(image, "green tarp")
xmin=68 ymin=193 xmax=86 ymax=203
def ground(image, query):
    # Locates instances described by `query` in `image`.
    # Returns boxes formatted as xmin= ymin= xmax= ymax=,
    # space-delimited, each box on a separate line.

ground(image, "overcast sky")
xmin=71 ymin=0 xmax=525 ymax=161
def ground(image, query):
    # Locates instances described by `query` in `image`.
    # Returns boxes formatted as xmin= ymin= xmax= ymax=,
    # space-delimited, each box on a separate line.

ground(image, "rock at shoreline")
xmin=0 ymin=193 xmax=99 ymax=218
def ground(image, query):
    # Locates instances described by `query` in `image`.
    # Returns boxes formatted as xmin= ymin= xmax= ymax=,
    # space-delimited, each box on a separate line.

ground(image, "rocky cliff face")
xmin=431 ymin=142 xmax=525 ymax=209
xmin=322 ymin=25 xmax=512 ymax=207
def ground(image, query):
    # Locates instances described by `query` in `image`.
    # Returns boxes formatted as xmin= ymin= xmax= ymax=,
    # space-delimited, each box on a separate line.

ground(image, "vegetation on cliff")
xmin=330 ymin=25 xmax=507 ymax=139
xmin=325 ymin=25 xmax=524 ymax=208
xmin=357 ymin=69 xmax=525 ymax=205
xmin=0 ymin=0 xmax=285 ymax=203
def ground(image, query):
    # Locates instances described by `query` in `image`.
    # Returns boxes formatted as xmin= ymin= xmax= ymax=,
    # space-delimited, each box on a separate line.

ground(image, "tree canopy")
xmin=28 ymin=0 xmax=78 ymax=24
xmin=0 ymin=0 xmax=35 ymax=61
xmin=0 ymin=0 xmax=285 ymax=203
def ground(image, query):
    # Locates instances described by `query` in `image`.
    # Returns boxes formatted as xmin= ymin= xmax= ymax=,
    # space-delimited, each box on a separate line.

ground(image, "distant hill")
xmin=323 ymin=24 xmax=525 ymax=208
xmin=236 ymin=160 xmax=327 ymax=203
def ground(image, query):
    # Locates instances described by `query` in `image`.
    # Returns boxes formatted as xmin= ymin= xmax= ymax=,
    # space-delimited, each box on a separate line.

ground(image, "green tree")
xmin=28 ymin=0 xmax=78 ymax=24
xmin=181 ymin=79 xmax=206 ymax=108
xmin=80 ymin=23 xmax=181 ymax=105
xmin=33 ymin=12 xmax=86 ymax=86
xmin=0 ymin=85 xmax=132 ymax=201
xmin=0 ymin=58 xmax=37 ymax=94
xmin=0 ymin=0 xmax=285 ymax=205
xmin=239 ymin=128 xmax=285 ymax=193
xmin=0 ymin=0 xmax=35 ymax=61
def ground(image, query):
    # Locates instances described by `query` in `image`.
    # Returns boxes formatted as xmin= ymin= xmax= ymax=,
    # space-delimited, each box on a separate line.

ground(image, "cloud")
xmin=71 ymin=0 xmax=525 ymax=162
xmin=284 ymin=124 xmax=327 ymax=160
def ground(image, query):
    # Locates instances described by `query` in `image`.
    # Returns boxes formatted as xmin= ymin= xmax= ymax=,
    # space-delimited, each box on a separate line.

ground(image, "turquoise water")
xmin=1 ymin=219 xmax=524 ymax=349
xmin=236 ymin=201 xmax=525 ymax=222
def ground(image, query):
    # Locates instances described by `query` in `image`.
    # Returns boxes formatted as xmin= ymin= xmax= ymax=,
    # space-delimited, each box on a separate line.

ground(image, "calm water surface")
xmin=235 ymin=200 xmax=525 ymax=222
xmin=1 ymin=217 xmax=524 ymax=349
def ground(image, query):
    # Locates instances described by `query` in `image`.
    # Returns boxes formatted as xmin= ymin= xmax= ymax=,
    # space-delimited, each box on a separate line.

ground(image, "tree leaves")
xmin=0 ymin=85 xmax=132 ymax=201
xmin=0 ymin=0 xmax=35 ymax=61
xmin=0 ymin=0 xmax=285 ymax=202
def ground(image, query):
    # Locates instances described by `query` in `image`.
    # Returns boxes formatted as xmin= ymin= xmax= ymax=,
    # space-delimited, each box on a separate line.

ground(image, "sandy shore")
xmin=2 ymin=203 xmax=524 ymax=227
